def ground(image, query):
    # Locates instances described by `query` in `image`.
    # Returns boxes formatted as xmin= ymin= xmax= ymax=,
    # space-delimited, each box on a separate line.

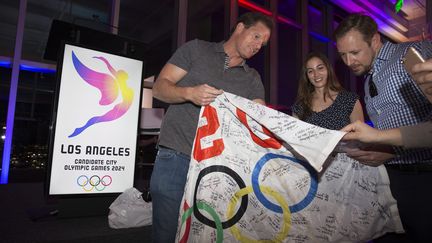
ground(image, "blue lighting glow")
xmin=20 ymin=64 xmax=56 ymax=73
xmin=309 ymin=31 xmax=331 ymax=43
xmin=0 ymin=61 xmax=56 ymax=74
xmin=1 ymin=134 xmax=11 ymax=184
xmin=0 ymin=61 xmax=12 ymax=68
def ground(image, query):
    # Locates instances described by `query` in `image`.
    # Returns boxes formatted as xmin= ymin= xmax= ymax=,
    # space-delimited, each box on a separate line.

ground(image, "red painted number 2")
xmin=193 ymin=106 xmax=225 ymax=162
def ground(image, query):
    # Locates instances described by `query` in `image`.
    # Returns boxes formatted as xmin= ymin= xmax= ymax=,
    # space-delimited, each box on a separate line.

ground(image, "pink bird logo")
xmin=68 ymin=51 xmax=134 ymax=137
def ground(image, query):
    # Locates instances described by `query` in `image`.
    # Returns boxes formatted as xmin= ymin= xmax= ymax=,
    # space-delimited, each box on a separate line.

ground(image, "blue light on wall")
xmin=0 ymin=61 xmax=56 ymax=74
xmin=0 ymin=61 xmax=12 ymax=68
xmin=20 ymin=64 xmax=56 ymax=74
xmin=309 ymin=31 xmax=331 ymax=43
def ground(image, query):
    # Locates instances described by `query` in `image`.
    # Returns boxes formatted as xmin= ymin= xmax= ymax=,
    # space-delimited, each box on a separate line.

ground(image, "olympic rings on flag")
xmin=193 ymin=165 xmax=248 ymax=229
xmin=76 ymin=175 xmax=112 ymax=191
xmin=252 ymin=153 xmax=318 ymax=213
xmin=180 ymin=201 xmax=223 ymax=243
xmin=185 ymin=153 xmax=317 ymax=241
xmin=227 ymin=185 xmax=291 ymax=242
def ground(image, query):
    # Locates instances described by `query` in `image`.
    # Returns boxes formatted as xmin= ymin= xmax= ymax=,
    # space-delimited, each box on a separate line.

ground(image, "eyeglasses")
xmin=368 ymin=74 xmax=378 ymax=97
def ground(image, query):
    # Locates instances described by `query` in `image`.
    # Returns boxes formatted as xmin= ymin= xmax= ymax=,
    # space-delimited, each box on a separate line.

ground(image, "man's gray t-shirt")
xmin=158 ymin=39 xmax=265 ymax=156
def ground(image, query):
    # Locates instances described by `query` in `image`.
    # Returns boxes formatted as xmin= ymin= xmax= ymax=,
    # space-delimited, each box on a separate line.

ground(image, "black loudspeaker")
xmin=44 ymin=19 xmax=148 ymax=61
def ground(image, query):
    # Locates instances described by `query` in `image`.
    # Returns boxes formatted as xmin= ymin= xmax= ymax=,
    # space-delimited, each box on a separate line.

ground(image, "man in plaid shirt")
xmin=335 ymin=13 xmax=432 ymax=242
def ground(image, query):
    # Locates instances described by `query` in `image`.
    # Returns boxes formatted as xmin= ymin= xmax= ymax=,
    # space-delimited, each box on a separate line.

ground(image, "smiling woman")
xmin=291 ymin=52 xmax=364 ymax=130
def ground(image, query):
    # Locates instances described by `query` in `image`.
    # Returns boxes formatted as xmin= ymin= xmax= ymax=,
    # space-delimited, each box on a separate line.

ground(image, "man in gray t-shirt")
xmin=150 ymin=12 xmax=273 ymax=243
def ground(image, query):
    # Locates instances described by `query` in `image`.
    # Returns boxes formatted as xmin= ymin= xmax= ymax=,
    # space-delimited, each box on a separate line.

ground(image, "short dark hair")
xmin=334 ymin=13 xmax=377 ymax=45
xmin=231 ymin=12 xmax=274 ymax=34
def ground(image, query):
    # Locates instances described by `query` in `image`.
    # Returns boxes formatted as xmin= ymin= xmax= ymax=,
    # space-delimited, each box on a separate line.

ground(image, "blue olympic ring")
xmin=252 ymin=153 xmax=318 ymax=213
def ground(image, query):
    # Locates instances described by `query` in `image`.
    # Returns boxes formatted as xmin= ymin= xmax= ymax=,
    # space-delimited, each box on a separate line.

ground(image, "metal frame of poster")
xmin=46 ymin=42 xmax=144 ymax=196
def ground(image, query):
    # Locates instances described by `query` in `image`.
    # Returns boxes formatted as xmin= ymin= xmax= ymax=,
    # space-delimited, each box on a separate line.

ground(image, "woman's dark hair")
xmin=295 ymin=52 xmax=343 ymax=120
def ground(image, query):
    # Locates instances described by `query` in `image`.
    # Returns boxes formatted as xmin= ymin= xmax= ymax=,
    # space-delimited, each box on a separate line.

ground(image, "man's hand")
xmin=187 ymin=84 xmax=223 ymax=106
xmin=412 ymin=58 xmax=432 ymax=85
xmin=344 ymin=146 xmax=395 ymax=167
xmin=341 ymin=120 xmax=403 ymax=146
xmin=341 ymin=120 xmax=380 ymax=143
xmin=411 ymin=58 xmax=432 ymax=102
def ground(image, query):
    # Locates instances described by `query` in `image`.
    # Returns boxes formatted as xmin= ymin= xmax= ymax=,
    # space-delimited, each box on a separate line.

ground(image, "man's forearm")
xmin=153 ymin=78 xmax=191 ymax=104
xmin=377 ymin=128 xmax=403 ymax=147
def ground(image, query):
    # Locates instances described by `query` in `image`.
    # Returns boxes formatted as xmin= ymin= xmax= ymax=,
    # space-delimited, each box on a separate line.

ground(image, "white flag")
xmin=176 ymin=92 xmax=403 ymax=243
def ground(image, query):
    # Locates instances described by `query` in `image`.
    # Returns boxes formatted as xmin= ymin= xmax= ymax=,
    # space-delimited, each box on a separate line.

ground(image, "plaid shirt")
xmin=365 ymin=41 xmax=432 ymax=165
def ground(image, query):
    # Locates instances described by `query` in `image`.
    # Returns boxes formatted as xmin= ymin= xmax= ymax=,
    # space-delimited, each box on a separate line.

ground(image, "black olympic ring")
xmin=193 ymin=165 xmax=248 ymax=229
xmin=89 ymin=175 xmax=101 ymax=186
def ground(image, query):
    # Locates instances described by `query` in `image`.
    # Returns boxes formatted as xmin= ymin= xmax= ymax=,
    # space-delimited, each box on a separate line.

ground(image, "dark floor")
xmin=0 ymin=173 xmax=153 ymax=243
xmin=0 ymin=183 xmax=151 ymax=243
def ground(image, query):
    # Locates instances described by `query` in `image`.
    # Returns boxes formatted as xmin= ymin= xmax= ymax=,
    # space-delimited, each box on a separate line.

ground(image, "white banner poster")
xmin=48 ymin=44 xmax=143 ymax=195
xmin=176 ymin=92 xmax=403 ymax=242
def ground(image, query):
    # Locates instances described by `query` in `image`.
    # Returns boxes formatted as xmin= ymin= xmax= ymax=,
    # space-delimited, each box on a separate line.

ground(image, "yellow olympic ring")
xmin=82 ymin=183 xmax=94 ymax=192
xmin=227 ymin=186 xmax=291 ymax=243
